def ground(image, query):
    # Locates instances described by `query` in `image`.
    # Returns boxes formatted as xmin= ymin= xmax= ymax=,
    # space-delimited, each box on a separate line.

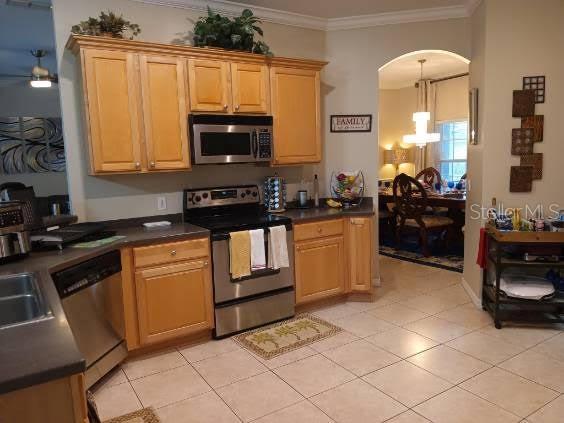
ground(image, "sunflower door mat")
xmin=234 ymin=314 xmax=342 ymax=360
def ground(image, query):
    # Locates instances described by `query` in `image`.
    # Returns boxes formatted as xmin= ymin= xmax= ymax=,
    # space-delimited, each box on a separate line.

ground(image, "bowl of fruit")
xmin=330 ymin=170 xmax=364 ymax=208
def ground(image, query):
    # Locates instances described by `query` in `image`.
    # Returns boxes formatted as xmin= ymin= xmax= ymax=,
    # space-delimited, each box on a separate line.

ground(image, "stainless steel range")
xmin=183 ymin=185 xmax=294 ymax=338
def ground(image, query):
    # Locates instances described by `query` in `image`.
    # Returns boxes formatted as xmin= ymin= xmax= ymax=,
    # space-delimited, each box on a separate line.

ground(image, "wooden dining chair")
xmin=392 ymin=173 xmax=454 ymax=257
xmin=415 ymin=167 xmax=442 ymax=189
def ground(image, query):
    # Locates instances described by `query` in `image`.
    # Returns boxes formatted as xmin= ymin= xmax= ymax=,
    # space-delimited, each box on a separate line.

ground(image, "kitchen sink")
xmin=0 ymin=273 xmax=52 ymax=329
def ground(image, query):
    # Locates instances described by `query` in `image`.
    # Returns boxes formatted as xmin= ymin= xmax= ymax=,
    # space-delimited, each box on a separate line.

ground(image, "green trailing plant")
xmin=71 ymin=11 xmax=141 ymax=39
xmin=193 ymin=7 xmax=272 ymax=56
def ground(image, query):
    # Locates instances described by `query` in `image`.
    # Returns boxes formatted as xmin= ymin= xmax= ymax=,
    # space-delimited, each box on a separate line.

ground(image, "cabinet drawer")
xmin=294 ymin=219 xmax=343 ymax=242
xmin=133 ymin=237 xmax=210 ymax=268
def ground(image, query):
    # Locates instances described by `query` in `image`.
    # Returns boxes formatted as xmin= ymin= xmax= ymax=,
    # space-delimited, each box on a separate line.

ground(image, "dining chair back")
xmin=392 ymin=173 xmax=428 ymax=222
xmin=415 ymin=167 xmax=442 ymax=188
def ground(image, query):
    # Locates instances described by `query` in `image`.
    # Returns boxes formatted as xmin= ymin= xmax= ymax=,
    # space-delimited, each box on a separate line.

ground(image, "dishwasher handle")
xmin=51 ymin=250 xmax=121 ymax=298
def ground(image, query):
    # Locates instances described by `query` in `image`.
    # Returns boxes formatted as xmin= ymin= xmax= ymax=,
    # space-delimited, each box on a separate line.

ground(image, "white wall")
xmin=50 ymin=0 xmax=326 ymax=221
xmin=464 ymin=0 xmax=564 ymax=300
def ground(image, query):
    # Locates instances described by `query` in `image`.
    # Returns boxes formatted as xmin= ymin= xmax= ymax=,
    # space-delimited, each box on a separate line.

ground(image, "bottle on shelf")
xmin=313 ymin=174 xmax=319 ymax=208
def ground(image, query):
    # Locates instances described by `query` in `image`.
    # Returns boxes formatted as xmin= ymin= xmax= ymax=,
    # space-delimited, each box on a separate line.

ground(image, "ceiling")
xmin=0 ymin=2 xmax=57 ymax=87
xmin=233 ymin=0 xmax=467 ymax=19
xmin=379 ymin=51 xmax=469 ymax=89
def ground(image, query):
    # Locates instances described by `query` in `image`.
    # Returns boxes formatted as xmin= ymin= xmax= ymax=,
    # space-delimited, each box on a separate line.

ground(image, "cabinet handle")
xmin=235 ymin=105 xmax=240 ymax=111
xmin=204 ymin=261 xmax=209 ymax=266
xmin=223 ymin=104 xmax=228 ymax=110
xmin=317 ymin=227 xmax=323 ymax=233
xmin=135 ymin=162 xmax=140 ymax=169
xmin=150 ymin=161 xmax=155 ymax=168
xmin=170 ymin=250 xmax=177 ymax=256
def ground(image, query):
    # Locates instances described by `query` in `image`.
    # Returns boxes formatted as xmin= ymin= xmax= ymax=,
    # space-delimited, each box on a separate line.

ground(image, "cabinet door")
xmin=82 ymin=49 xmax=143 ymax=173
xmin=294 ymin=236 xmax=345 ymax=305
xmin=139 ymin=55 xmax=190 ymax=171
xmin=135 ymin=259 xmax=213 ymax=345
xmin=270 ymin=67 xmax=321 ymax=165
xmin=231 ymin=63 xmax=269 ymax=114
xmin=187 ymin=59 xmax=230 ymax=112
xmin=346 ymin=217 xmax=373 ymax=293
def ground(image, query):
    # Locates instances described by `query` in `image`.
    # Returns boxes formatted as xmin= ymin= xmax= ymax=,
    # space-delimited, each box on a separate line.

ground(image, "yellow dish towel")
xmin=230 ymin=230 xmax=251 ymax=279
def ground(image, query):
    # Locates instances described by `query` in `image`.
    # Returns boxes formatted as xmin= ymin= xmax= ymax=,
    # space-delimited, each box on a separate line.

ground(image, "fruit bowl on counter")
xmin=329 ymin=170 xmax=365 ymax=208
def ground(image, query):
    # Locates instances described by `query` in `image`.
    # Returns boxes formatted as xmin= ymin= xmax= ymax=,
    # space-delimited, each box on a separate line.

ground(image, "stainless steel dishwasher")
xmin=51 ymin=250 xmax=127 ymax=388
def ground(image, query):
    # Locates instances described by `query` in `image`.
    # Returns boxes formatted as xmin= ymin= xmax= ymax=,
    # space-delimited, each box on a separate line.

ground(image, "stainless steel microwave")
xmin=189 ymin=114 xmax=273 ymax=164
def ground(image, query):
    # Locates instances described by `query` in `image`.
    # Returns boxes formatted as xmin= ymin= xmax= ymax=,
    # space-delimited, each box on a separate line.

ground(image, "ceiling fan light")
xmin=30 ymin=77 xmax=52 ymax=88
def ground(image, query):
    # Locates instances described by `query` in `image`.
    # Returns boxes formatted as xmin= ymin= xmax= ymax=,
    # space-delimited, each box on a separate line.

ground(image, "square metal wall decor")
xmin=512 ymin=90 xmax=536 ymax=117
xmin=521 ymin=115 xmax=544 ymax=142
xmin=520 ymin=153 xmax=543 ymax=180
xmin=510 ymin=166 xmax=533 ymax=192
xmin=523 ymin=75 xmax=545 ymax=103
xmin=511 ymin=128 xmax=534 ymax=155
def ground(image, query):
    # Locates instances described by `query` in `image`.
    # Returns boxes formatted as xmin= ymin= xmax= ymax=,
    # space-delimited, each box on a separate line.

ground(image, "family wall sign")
xmin=330 ymin=114 xmax=372 ymax=133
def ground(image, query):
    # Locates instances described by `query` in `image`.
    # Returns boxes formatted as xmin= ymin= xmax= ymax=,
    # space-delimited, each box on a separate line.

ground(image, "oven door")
xmin=212 ymin=229 xmax=295 ymax=304
xmin=192 ymin=123 xmax=260 ymax=164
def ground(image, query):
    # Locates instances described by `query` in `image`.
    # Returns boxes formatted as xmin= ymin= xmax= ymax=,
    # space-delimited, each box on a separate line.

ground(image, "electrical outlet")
xmin=157 ymin=196 xmax=167 ymax=211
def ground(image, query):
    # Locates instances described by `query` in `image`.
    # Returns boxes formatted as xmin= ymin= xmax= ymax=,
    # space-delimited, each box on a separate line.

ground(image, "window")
xmin=436 ymin=120 xmax=468 ymax=182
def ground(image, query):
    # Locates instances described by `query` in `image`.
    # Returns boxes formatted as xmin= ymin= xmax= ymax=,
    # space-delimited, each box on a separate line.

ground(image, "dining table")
xmin=378 ymin=188 xmax=467 ymax=244
xmin=377 ymin=189 xmax=466 ymax=210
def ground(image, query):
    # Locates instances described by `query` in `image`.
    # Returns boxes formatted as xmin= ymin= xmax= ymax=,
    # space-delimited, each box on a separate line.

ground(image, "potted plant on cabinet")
xmin=71 ymin=11 xmax=141 ymax=39
xmin=193 ymin=7 xmax=272 ymax=56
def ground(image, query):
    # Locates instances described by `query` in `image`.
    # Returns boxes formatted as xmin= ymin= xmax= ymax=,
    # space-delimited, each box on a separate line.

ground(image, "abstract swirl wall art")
xmin=0 ymin=117 xmax=65 ymax=174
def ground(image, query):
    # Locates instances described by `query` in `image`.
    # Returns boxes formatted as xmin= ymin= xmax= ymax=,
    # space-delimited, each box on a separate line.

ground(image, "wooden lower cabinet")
xmin=346 ymin=217 xmax=374 ymax=293
xmin=135 ymin=258 xmax=214 ymax=345
xmin=0 ymin=373 xmax=87 ymax=423
xmin=294 ymin=216 xmax=373 ymax=305
xmin=295 ymin=235 xmax=345 ymax=305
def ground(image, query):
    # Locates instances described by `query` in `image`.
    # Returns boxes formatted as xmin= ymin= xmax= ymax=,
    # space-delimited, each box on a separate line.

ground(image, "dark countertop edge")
xmin=0 ymin=360 xmax=86 ymax=396
xmin=282 ymin=198 xmax=375 ymax=223
xmin=0 ymin=223 xmax=209 ymax=395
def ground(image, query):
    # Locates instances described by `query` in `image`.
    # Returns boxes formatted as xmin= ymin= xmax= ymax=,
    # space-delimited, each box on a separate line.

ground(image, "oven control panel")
xmin=184 ymin=185 xmax=260 ymax=209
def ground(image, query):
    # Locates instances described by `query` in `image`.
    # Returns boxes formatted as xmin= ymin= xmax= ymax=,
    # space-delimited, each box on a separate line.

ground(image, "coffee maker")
xmin=0 ymin=202 xmax=31 ymax=262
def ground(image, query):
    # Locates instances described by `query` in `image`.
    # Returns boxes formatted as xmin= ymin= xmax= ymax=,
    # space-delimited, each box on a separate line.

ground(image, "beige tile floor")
xmin=93 ymin=257 xmax=564 ymax=423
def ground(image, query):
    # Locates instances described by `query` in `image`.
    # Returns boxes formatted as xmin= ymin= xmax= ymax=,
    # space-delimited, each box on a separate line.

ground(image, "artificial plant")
xmin=193 ymin=8 xmax=272 ymax=56
xmin=71 ymin=11 xmax=141 ymax=39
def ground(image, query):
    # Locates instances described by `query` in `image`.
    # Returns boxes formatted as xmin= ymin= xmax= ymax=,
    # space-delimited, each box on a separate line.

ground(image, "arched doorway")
xmin=377 ymin=50 xmax=470 ymax=272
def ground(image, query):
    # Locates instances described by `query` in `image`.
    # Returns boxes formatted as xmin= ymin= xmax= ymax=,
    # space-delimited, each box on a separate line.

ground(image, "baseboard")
xmin=461 ymin=276 xmax=482 ymax=309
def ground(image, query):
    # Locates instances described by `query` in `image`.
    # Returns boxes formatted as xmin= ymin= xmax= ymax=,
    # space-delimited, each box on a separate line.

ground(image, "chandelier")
xmin=403 ymin=59 xmax=440 ymax=148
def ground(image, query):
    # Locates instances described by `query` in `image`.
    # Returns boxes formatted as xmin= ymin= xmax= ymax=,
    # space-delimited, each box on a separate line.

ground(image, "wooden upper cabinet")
xmin=135 ymin=258 xmax=213 ymax=345
xmin=270 ymin=67 xmax=321 ymax=165
xmin=139 ymin=55 xmax=190 ymax=171
xmin=82 ymin=49 xmax=142 ymax=173
xmin=188 ymin=59 xmax=230 ymax=112
xmin=346 ymin=217 xmax=373 ymax=293
xmin=231 ymin=63 xmax=269 ymax=114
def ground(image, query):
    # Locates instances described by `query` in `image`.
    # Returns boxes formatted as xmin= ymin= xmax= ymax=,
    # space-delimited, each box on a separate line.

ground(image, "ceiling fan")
xmin=0 ymin=49 xmax=58 ymax=88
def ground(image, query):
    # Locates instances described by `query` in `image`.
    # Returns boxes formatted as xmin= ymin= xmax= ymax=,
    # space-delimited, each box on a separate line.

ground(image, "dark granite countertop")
xmin=0 ymin=222 xmax=208 ymax=394
xmin=282 ymin=198 xmax=374 ymax=223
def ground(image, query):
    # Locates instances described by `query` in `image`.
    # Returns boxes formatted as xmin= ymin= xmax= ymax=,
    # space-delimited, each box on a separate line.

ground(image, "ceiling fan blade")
xmin=0 ymin=74 xmax=29 ymax=78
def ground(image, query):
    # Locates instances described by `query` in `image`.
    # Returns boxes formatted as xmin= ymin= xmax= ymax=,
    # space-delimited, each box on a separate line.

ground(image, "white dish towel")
xmin=249 ymin=228 xmax=266 ymax=270
xmin=268 ymin=225 xmax=289 ymax=270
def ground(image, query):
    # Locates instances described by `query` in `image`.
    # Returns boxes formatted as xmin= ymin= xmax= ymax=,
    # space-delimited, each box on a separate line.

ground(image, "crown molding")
xmin=466 ymin=0 xmax=483 ymax=16
xmin=129 ymin=0 xmax=328 ymax=30
xmin=326 ymin=5 xmax=468 ymax=31
xmin=129 ymin=0 xmax=474 ymax=31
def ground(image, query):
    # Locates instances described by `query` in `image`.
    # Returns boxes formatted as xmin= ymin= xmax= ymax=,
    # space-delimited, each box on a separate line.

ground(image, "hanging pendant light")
xmin=403 ymin=59 xmax=440 ymax=148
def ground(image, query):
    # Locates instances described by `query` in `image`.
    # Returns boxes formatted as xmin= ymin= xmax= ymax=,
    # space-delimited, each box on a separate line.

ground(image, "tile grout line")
xmin=175 ymin=344 xmax=246 ymax=422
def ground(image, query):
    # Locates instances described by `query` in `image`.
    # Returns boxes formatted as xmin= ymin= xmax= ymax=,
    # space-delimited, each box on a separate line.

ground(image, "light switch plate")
xmin=157 ymin=196 xmax=167 ymax=210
